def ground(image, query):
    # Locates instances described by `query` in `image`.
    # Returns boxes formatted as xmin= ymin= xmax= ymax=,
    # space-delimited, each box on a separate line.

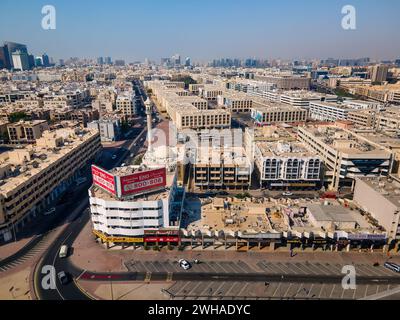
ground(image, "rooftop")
xmin=256 ymin=141 xmax=318 ymax=158
xmin=0 ymin=127 xmax=99 ymax=197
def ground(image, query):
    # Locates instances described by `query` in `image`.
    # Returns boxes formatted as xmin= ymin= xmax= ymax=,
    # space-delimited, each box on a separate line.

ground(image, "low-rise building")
xmin=251 ymin=103 xmax=308 ymax=125
xmin=89 ymin=165 xmax=184 ymax=240
xmin=254 ymin=140 xmax=322 ymax=189
xmin=88 ymin=118 xmax=121 ymax=142
xmin=7 ymin=120 xmax=49 ymax=144
xmin=309 ymin=102 xmax=352 ymax=122
xmin=0 ymin=127 xmax=102 ymax=242
xmin=116 ymin=91 xmax=137 ymax=119
xmin=280 ymin=91 xmax=337 ymax=108
xmin=298 ymin=125 xmax=392 ymax=190
xmin=194 ymin=146 xmax=252 ymax=190
xmin=217 ymin=91 xmax=253 ymax=112
xmin=354 ymin=176 xmax=400 ymax=242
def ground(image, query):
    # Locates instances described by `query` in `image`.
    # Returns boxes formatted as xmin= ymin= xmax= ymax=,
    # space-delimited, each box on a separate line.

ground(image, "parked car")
xmin=57 ymin=271 xmax=70 ymax=285
xmin=384 ymin=262 xmax=400 ymax=273
xmin=282 ymin=192 xmax=293 ymax=196
xmin=179 ymin=259 xmax=191 ymax=270
xmin=59 ymin=245 xmax=69 ymax=259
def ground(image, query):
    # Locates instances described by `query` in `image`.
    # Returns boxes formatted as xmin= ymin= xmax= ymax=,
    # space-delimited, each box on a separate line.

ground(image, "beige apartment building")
xmin=198 ymin=85 xmax=224 ymax=101
xmin=0 ymin=127 xmax=102 ymax=242
xmin=347 ymin=109 xmax=376 ymax=128
xmin=298 ymin=125 xmax=391 ymax=190
xmin=176 ymin=108 xmax=231 ymax=130
xmin=354 ymin=177 xmax=400 ymax=242
xmin=194 ymin=146 xmax=252 ymax=190
xmin=188 ymin=83 xmax=204 ymax=94
xmin=348 ymin=108 xmax=400 ymax=131
xmin=116 ymin=92 xmax=137 ymax=119
xmin=7 ymin=120 xmax=49 ymax=144
xmin=217 ymin=91 xmax=253 ymax=112
xmin=251 ymin=103 xmax=308 ymax=125
xmin=254 ymin=74 xmax=311 ymax=90
xmin=145 ymin=80 xmax=231 ymax=130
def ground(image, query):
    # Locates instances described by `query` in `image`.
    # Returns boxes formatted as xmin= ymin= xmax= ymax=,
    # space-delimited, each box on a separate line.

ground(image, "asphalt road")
xmin=34 ymin=204 xmax=92 ymax=300
xmin=34 ymin=126 xmax=148 ymax=300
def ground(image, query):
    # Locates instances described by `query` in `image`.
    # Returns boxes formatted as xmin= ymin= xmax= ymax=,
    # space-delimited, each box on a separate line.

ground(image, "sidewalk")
xmin=0 ymin=238 xmax=32 ymax=261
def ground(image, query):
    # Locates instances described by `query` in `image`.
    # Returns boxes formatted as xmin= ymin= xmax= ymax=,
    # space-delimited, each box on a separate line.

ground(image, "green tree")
xmin=9 ymin=112 xmax=29 ymax=123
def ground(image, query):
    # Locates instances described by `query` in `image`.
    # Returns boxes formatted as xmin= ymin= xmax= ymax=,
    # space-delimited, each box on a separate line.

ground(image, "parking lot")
xmin=165 ymin=281 xmax=399 ymax=300
xmin=125 ymin=260 xmax=254 ymax=274
xmin=256 ymin=261 xmax=400 ymax=278
xmin=125 ymin=259 xmax=400 ymax=278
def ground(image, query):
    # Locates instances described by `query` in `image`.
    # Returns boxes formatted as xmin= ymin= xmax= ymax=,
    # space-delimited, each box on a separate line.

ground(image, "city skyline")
xmin=1 ymin=0 xmax=400 ymax=62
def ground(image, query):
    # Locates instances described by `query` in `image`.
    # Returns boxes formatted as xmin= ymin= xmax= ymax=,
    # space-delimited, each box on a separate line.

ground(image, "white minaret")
xmin=145 ymin=97 xmax=153 ymax=152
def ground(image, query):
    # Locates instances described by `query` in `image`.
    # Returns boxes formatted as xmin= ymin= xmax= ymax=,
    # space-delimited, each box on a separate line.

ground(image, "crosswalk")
xmin=0 ymin=232 xmax=54 ymax=273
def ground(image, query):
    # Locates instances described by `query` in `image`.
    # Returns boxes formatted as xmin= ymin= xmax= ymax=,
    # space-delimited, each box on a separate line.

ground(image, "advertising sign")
xmin=144 ymin=236 xmax=180 ymax=243
xmin=348 ymin=234 xmax=387 ymax=241
xmin=144 ymin=229 xmax=180 ymax=236
xmin=92 ymin=165 xmax=116 ymax=195
xmin=119 ymin=168 xmax=167 ymax=197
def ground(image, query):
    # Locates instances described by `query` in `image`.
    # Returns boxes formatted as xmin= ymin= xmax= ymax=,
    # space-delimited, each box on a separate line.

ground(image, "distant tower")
xmin=145 ymin=97 xmax=153 ymax=152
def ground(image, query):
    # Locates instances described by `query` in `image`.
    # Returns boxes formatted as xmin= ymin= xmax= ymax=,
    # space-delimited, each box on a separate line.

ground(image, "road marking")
xmin=264 ymin=263 xmax=283 ymax=274
xmin=216 ymin=262 xmax=230 ymax=273
xmin=236 ymin=282 xmax=249 ymax=297
xmin=76 ymin=269 xmax=87 ymax=281
xmin=236 ymin=261 xmax=251 ymax=273
xmin=272 ymin=282 xmax=282 ymax=298
xmin=307 ymin=284 xmax=314 ymax=298
xmin=206 ymin=262 xmax=219 ymax=273
xmin=289 ymin=263 xmax=308 ymax=274
xmin=329 ymin=284 xmax=336 ymax=299
xmin=283 ymin=283 xmax=293 ymax=297
xmin=298 ymin=263 xmax=319 ymax=275
xmin=274 ymin=262 xmax=290 ymax=274
xmin=317 ymin=283 xmax=324 ymax=299
xmin=225 ymin=282 xmax=240 ymax=297
xmin=314 ymin=263 xmax=334 ymax=275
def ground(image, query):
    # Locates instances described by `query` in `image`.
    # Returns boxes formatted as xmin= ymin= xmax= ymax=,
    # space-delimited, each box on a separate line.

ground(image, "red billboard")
xmin=144 ymin=236 xmax=180 ymax=243
xmin=92 ymin=165 xmax=117 ymax=195
xmin=119 ymin=168 xmax=167 ymax=196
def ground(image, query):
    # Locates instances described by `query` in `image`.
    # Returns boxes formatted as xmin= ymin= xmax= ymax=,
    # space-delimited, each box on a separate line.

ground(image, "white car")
xmin=44 ymin=207 xmax=56 ymax=216
xmin=179 ymin=259 xmax=191 ymax=270
xmin=282 ymin=192 xmax=293 ymax=196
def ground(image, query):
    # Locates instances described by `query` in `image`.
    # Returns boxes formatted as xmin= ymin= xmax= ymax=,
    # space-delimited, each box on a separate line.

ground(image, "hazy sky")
xmin=0 ymin=0 xmax=399 ymax=62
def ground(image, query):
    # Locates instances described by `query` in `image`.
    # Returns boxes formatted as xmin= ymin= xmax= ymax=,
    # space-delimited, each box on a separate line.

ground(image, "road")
xmin=34 ymin=122 xmax=149 ymax=300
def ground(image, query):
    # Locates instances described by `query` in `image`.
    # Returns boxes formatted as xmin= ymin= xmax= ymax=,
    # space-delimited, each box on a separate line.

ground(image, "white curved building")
xmin=89 ymin=165 xmax=183 ymax=238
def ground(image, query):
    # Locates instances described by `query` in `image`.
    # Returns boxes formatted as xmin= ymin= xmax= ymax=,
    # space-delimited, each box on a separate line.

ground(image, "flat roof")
xmin=256 ymin=141 xmax=318 ymax=158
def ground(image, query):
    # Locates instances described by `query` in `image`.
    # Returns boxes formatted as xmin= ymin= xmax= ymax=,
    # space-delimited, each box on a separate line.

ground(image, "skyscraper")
xmin=3 ymin=41 xmax=28 ymax=69
xmin=105 ymin=57 xmax=112 ymax=65
xmin=42 ymin=53 xmax=50 ymax=67
xmin=35 ymin=56 xmax=43 ymax=67
xmin=371 ymin=64 xmax=389 ymax=83
xmin=11 ymin=50 xmax=30 ymax=71
xmin=172 ymin=54 xmax=181 ymax=66
xmin=185 ymin=57 xmax=191 ymax=67
xmin=97 ymin=57 xmax=104 ymax=65
xmin=0 ymin=46 xmax=9 ymax=69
